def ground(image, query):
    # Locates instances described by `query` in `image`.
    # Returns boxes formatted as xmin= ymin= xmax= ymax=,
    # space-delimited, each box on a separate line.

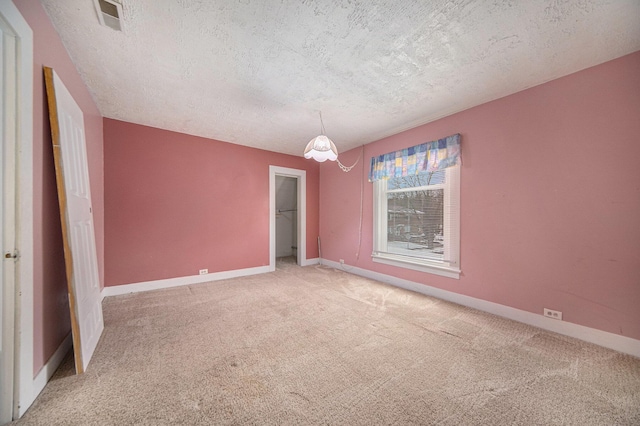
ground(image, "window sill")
xmin=372 ymin=253 xmax=461 ymax=279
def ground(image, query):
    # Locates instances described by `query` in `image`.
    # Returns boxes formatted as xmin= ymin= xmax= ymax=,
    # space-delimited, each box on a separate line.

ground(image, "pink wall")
xmin=15 ymin=0 xmax=105 ymax=375
xmin=104 ymin=119 xmax=319 ymax=286
xmin=320 ymin=51 xmax=640 ymax=340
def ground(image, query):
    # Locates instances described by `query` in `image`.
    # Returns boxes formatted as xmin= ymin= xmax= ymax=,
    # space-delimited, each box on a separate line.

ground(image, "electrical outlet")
xmin=543 ymin=308 xmax=562 ymax=320
xmin=199 ymin=269 xmax=208 ymax=275
xmin=339 ymin=259 xmax=345 ymax=265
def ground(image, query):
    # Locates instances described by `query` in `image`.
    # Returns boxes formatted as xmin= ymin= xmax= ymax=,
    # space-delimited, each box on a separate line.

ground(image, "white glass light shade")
xmin=304 ymin=135 xmax=338 ymax=162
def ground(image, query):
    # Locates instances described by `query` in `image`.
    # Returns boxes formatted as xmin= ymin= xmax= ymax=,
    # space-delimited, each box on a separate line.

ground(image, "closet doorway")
xmin=275 ymin=176 xmax=297 ymax=262
xmin=269 ymin=166 xmax=306 ymax=270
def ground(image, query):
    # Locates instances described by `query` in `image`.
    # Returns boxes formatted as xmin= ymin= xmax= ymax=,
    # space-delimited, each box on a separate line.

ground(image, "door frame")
xmin=269 ymin=166 xmax=306 ymax=270
xmin=0 ymin=1 xmax=33 ymax=421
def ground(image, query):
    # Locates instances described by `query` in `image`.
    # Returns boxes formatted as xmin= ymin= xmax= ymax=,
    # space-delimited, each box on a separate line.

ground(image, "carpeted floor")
xmin=14 ymin=259 xmax=640 ymax=425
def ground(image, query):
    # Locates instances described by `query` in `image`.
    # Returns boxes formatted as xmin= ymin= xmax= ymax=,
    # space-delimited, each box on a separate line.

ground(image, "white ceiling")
xmin=40 ymin=0 xmax=640 ymax=157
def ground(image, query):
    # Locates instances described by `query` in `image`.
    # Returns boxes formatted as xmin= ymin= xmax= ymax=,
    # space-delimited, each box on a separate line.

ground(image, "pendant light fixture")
xmin=303 ymin=111 xmax=360 ymax=172
xmin=303 ymin=111 xmax=338 ymax=162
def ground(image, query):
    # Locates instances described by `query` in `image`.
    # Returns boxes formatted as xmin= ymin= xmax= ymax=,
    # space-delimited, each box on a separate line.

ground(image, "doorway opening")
xmin=275 ymin=175 xmax=297 ymax=267
xmin=269 ymin=166 xmax=306 ymax=271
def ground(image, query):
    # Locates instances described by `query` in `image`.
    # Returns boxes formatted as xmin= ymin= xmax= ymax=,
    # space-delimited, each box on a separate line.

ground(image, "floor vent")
xmin=93 ymin=0 xmax=124 ymax=32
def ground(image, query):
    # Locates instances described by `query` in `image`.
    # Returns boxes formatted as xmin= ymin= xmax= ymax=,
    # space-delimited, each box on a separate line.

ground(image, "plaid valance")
xmin=368 ymin=133 xmax=461 ymax=182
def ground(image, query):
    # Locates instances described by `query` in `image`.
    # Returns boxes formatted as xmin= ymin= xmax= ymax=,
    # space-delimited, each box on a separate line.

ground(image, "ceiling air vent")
xmin=93 ymin=0 xmax=124 ymax=32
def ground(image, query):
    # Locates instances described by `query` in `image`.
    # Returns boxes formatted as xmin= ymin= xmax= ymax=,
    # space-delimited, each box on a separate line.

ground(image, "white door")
xmin=44 ymin=67 xmax=103 ymax=374
xmin=0 ymin=17 xmax=18 ymax=423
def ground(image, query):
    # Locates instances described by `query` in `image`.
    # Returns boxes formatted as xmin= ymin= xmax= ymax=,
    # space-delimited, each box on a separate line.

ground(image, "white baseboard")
xmin=19 ymin=333 xmax=72 ymax=416
xmin=322 ymin=259 xmax=640 ymax=358
xmin=103 ymin=260 xmax=322 ymax=299
xmin=102 ymin=265 xmax=272 ymax=298
xmin=301 ymin=257 xmax=320 ymax=267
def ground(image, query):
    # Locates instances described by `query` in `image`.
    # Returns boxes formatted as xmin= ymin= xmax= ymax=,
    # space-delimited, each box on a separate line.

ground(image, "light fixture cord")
xmin=356 ymin=145 xmax=364 ymax=259
xmin=337 ymin=149 xmax=362 ymax=172
xmin=337 ymin=145 xmax=365 ymax=269
xmin=319 ymin=111 xmax=326 ymax=135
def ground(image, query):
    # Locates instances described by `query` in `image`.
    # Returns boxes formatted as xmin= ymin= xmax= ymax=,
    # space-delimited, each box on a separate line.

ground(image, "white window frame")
xmin=372 ymin=165 xmax=461 ymax=279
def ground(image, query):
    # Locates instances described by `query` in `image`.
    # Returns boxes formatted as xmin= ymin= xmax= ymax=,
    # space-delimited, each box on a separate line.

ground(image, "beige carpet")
xmin=14 ymin=258 xmax=640 ymax=425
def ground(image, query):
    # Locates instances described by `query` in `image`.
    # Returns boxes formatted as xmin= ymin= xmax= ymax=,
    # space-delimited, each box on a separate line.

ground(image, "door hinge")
xmin=4 ymin=250 xmax=19 ymax=260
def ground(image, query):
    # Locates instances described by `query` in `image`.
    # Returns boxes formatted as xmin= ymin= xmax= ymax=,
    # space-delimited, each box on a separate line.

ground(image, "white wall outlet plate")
xmin=199 ymin=269 xmax=208 ymax=275
xmin=543 ymin=308 xmax=562 ymax=320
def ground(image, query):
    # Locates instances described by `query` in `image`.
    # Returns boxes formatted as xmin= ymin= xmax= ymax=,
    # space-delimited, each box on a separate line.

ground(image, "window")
xmin=373 ymin=165 xmax=460 ymax=279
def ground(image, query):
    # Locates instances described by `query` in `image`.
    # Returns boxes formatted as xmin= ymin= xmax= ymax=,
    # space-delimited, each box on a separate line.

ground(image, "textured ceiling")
xmin=40 ymin=0 xmax=640 ymax=157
